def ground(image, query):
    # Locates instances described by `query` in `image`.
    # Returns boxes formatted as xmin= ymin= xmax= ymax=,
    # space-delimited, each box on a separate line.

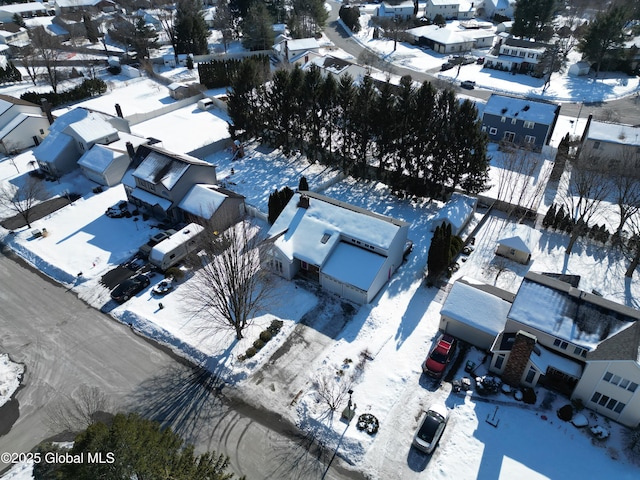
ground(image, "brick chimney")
xmin=297 ymin=194 xmax=309 ymax=209
xmin=502 ymin=330 xmax=537 ymax=386
xmin=125 ymin=141 xmax=135 ymax=159
xmin=115 ymin=103 xmax=123 ymax=118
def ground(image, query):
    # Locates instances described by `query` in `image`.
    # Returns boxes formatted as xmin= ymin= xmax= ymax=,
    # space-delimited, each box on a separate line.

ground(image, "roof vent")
xmin=298 ymin=194 xmax=310 ymax=209
xmin=523 ymin=105 xmax=530 ymax=111
xmin=321 ymin=233 xmax=331 ymax=244
xmin=501 ymin=107 xmax=507 ymax=114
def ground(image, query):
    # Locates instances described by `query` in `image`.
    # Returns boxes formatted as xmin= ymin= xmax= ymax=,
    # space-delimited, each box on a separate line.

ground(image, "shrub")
xmin=268 ymin=319 xmax=284 ymax=333
xmin=259 ymin=330 xmax=273 ymax=342
xmin=245 ymin=347 xmax=257 ymax=358
xmin=253 ymin=339 xmax=265 ymax=350
xmin=522 ymin=387 xmax=537 ymax=405
xmin=557 ymin=404 xmax=574 ymax=421
xmin=164 ymin=267 xmax=184 ymax=280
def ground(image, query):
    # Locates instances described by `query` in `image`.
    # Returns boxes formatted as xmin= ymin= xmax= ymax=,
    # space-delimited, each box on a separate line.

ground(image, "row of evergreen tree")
xmin=542 ymin=204 xmax=611 ymax=245
xmin=228 ymin=65 xmax=491 ymax=199
xmin=198 ymin=56 xmax=270 ymax=89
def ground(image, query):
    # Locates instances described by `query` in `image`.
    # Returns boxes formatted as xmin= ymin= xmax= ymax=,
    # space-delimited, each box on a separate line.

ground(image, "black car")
xmin=460 ymin=80 xmax=476 ymax=90
xmin=110 ymin=274 xmax=150 ymax=303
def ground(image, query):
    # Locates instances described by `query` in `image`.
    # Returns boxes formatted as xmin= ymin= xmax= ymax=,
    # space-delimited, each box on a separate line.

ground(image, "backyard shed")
xmin=568 ymin=61 xmax=590 ymax=76
xmin=496 ymin=235 xmax=531 ymax=264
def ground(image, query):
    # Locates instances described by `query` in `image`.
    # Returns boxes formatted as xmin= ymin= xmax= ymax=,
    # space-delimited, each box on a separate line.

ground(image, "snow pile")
xmin=0 ymin=353 xmax=23 ymax=408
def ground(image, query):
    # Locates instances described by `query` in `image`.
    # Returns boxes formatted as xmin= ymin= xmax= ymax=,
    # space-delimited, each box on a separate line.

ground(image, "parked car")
xmin=413 ymin=404 xmax=449 ymax=454
xmin=460 ymin=80 xmax=476 ymax=90
xmin=440 ymin=62 xmax=454 ymax=71
xmin=110 ymin=274 xmax=150 ymax=303
xmin=152 ymin=277 xmax=174 ymax=296
xmin=422 ymin=334 xmax=457 ymax=378
xmin=105 ymin=201 xmax=130 ymax=218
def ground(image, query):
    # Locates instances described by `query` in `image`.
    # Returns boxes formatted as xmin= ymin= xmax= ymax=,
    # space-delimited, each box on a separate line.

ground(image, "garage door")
xmin=321 ymin=275 xmax=367 ymax=304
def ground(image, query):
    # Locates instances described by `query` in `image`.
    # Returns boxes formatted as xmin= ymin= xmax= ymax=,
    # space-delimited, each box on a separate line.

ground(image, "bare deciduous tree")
xmin=557 ymin=162 xmax=611 ymax=254
xmin=610 ymin=163 xmax=640 ymax=243
xmin=313 ymin=373 xmax=353 ymax=412
xmin=21 ymin=44 xmax=41 ymax=86
xmin=181 ymin=220 xmax=273 ymax=340
xmin=0 ymin=177 xmax=47 ymax=228
xmin=29 ymin=26 xmax=63 ymax=93
xmin=45 ymin=384 xmax=112 ymax=434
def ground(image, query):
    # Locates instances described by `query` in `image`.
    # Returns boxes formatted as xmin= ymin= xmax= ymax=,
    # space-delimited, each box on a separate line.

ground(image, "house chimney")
xmin=502 ymin=330 xmax=537 ymax=386
xmin=125 ymin=141 xmax=135 ymax=159
xmin=581 ymin=113 xmax=593 ymax=143
xmin=297 ymin=194 xmax=310 ymax=209
xmin=40 ymin=98 xmax=54 ymax=125
xmin=115 ymin=103 xmax=123 ymax=118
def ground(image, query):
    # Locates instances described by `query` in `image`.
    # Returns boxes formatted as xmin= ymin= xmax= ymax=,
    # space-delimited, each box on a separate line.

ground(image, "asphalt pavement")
xmin=0 ymin=248 xmax=362 ymax=479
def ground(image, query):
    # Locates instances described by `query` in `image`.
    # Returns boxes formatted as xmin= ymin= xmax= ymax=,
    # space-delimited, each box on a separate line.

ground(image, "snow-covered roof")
xmin=431 ymin=193 xmax=477 ymax=235
xmin=430 ymin=0 xmax=459 ymax=5
xmin=167 ymin=82 xmax=188 ymax=91
xmin=321 ymin=242 xmax=387 ymax=292
xmin=64 ymin=114 xmax=119 ymax=144
xmin=55 ymin=0 xmax=108 ymax=7
xmin=497 ymin=235 xmax=531 ymax=254
xmin=441 ymin=280 xmax=512 ymax=336
xmin=509 ymin=273 xmax=640 ymax=349
xmin=35 ymin=133 xmax=74 ymax=164
xmin=105 ymin=132 xmax=148 ymax=153
xmin=151 ymin=223 xmax=204 ymax=258
xmin=0 ymin=2 xmax=46 ymax=13
xmin=382 ymin=0 xmax=414 ymax=7
xmin=421 ymin=28 xmax=470 ymax=45
xmin=178 ymin=184 xmax=240 ymax=219
xmin=77 ymin=144 xmax=122 ymax=173
xmin=279 ymin=38 xmax=319 ymax=52
xmin=406 ymin=25 xmax=440 ymax=38
xmin=586 ymin=121 xmax=640 ymax=147
xmin=529 ymin=343 xmax=583 ymax=378
xmin=268 ymin=192 xmax=406 ymax=266
xmin=130 ymin=186 xmax=172 ymax=210
xmin=483 ymin=94 xmax=558 ymax=124
xmin=0 ymin=113 xmax=43 ymax=139
xmin=133 ymin=147 xmax=210 ymax=190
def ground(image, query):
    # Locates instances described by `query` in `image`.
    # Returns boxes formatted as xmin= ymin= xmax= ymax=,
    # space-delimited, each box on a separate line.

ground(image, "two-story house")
xmin=124 ymin=144 xmax=218 ymax=222
xmin=264 ymin=191 xmax=409 ymax=304
xmin=424 ymin=0 xmax=476 ymax=20
xmin=273 ymin=37 xmax=320 ymax=63
xmin=377 ymin=0 xmax=416 ymax=20
xmin=0 ymin=3 xmax=48 ymax=24
xmin=481 ymin=93 xmax=560 ymax=152
xmin=484 ymin=36 xmax=549 ymax=73
xmin=35 ymin=107 xmax=131 ymax=177
xmin=576 ymin=116 xmax=640 ymax=177
xmin=440 ymin=272 xmax=640 ymax=427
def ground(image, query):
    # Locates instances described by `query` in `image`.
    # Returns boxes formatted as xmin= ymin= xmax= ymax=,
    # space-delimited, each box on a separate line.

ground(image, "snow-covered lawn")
xmin=0 ymin=354 xmax=23 ymax=409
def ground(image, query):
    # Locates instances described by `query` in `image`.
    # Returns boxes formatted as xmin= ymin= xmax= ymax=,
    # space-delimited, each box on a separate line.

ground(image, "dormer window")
xmin=321 ymin=233 xmax=331 ymax=244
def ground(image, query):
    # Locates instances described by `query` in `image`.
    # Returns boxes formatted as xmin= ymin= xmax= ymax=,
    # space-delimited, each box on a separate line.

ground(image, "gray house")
xmin=178 ymin=183 xmax=245 ymax=233
xmin=481 ymin=94 xmax=560 ymax=152
xmin=124 ymin=144 xmax=217 ymax=222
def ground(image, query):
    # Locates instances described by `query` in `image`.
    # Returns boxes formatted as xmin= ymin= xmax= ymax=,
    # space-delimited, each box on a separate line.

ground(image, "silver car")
xmin=413 ymin=404 xmax=449 ymax=454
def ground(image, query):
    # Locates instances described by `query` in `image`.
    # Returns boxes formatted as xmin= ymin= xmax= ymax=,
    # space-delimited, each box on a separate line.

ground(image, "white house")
xmin=264 ymin=191 xmax=409 ymax=304
xmin=0 ymin=95 xmax=49 ymax=154
xmin=377 ymin=0 xmax=416 ymax=20
xmin=424 ymin=0 xmax=475 ymax=20
xmin=0 ymin=3 xmax=47 ymax=23
xmin=273 ymin=37 xmax=320 ymax=63
xmin=302 ymin=54 xmax=368 ymax=83
xmin=430 ymin=193 xmax=477 ymax=236
xmin=484 ymin=36 xmax=549 ymax=73
xmin=478 ymin=0 xmax=516 ymax=20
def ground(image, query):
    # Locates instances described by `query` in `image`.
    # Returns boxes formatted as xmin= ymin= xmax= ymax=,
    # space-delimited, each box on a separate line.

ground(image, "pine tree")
xmin=176 ymin=0 xmax=209 ymax=55
xmin=242 ymin=1 xmax=274 ymax=51
xmin=542 ymin=204 xmax=556 ymax=228
xmin=512 ymin=0 xmax=555 ymax=41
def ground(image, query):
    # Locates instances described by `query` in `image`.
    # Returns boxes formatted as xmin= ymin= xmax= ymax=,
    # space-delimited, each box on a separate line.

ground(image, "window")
xmin=511 ymin=118 xmax=517 ymax=125
xmin=553 ymin=338 xmax=568 ymax=350
xmin=597 ymin=394 xmax=609 ymax=406
xmin=489 ymin=127 xmax=497 ymax=135
xmin=620 ymin=379 xmax=630 ymax=389
xmin=593 ymin=141 xmax=600 ymax=149
xmin=611 ymin=374 xmax=622 ymax=386
xmin=504 ymin=131 xmax=515 ymax=142
xmin=629 ymin=382 xmax=638 ymax=392
xmin=494 ymin=354 xmax=505 ymax=370
xmin=482 ymin=126 xmax=487 ymax=132
xmin=519 ymin=51 xmax=525 ymax=57
xmin=39 ymin=129 xmax=45 ymax=135
xmin=524 ymin=135 xmax=536 ymax=144
xmin=524 ymin=121 xmax=535 ymax=129
xmin=301 ymin=261 xmax=308 ymax=270
xmin=501 ymin=116 xmax=506 ymax=123
xmin=527 ymin=53 xmax=534 ymax=58
xmin=614 ymin=402 xmax=626 ymax=414
xmin=525 ymin=367 xmax=536 ymax=384
xmin=603 ymin=371 xmax=613 ymax=382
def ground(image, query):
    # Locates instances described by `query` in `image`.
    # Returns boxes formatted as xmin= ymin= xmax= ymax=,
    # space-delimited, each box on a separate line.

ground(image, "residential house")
xmin=264 ymin=191 xmax=409 ymax=304
xmin=52 ymin=13 xmax=88 ymax=38
xmin=35 ymin=108 xmax=131 ymax=177
xmin=484 ymin=36 xmax=549 ymax=73
xmin=576 ymin=116 xmax=640 ymax=176
xmin=477 ymin=0 xmax=516 ymax=20
xmin=302 ymin=54 xmax=368 ymax=83
xmin=0 ymin=95 xmax=49 ymax=154
xmin=0 ymin=23 xmax=29 ymax=54
xmin=273 ymin=37 xmax=320 ymax=63
xmin=53 ymin=0 xmax=115 ymax=14
xmin=439 ymin=278 xmax=514 ymax=350
xmin=178 ymin=183 xmax=245 ymax=233
xmin=0 ymin=3 xmax=48 ymax=23
xmin=123 ymin=144 xmax=218 ymax=222
xmin=489 ymin=272 xmax=640 ymax=428
xmin=408 ymin=24 xmax=494 ymax=53
xmin=77 ymin=132 xmax=148 ymax=186
xmin=481 ymin=93 xmax=560 ymax=151
xmin=430 ymin=193 xmax=477 ymax=236
xmin=424 ymin=0 xmax=475 ymax=20
xmin=377 ymin=1 xmax=416 ymax=20
xmin=439 ymin=272 xmax=640 ymax=427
